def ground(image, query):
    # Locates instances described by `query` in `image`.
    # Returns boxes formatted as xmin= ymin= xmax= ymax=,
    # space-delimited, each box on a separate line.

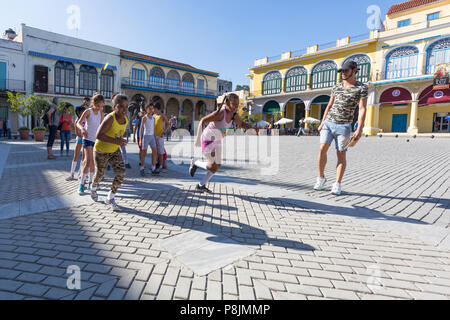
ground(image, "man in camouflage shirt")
xmin=314 ymin=60 xmax=368 ymax=195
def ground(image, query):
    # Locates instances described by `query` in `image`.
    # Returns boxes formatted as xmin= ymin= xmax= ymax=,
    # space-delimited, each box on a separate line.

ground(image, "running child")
xmin=189 ymin=93 xmax=250 ymax=193
xmin=66 ymin=106 xmax=86 ymax=181
xmin=90 ymin=94 xmax=128 ymax=211
xmin=76 ymin=93 xmax=105 ymax=195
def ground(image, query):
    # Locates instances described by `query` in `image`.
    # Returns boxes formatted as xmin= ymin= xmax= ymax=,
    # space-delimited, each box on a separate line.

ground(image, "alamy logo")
xmin=366 ymin=5 xmax=382 ymax=30
xmin=66 ymin=5 xmax=81 ymax=31
xmin=66 ymin=265 xmax=81 ymax=290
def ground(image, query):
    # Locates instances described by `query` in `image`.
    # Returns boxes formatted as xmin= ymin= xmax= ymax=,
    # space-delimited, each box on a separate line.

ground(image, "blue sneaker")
xmin=140 ymin=168 xmax=145 ymax=176
xmin=78 ymin=184 xmax=85 ymax=195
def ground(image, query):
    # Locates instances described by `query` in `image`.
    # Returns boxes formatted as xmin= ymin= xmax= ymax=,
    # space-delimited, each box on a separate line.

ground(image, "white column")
xmin=407 ymin=100 xmax=419 ymax=134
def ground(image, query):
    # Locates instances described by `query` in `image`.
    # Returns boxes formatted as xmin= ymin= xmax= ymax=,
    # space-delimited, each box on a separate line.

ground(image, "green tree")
xmin=235 ymin=85 xmax=250 ymax=91
xmin=271 ymin=110 xmax=282 ymax=123
xmin=178 ymin=115 xmax=187 ymax=128
xmin=7 ymin=92 xmax=51 ymax=127
xmin=250 ymin=113 xmax=262 ymax=125
xmin=57 ymin=101 xmax=75 ymax=115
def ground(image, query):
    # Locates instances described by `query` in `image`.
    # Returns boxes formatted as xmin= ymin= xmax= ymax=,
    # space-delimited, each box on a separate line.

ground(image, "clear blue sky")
xmin=1 ymin=0 xmax=396 ymax=88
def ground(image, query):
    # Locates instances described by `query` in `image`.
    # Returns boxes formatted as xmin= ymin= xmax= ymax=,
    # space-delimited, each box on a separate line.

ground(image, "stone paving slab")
xmin=163 ymin=136 xmax=450 ymax=228
xmin=0 ymin=184 xmax=448 ymax=300
xmin=0 ymin=140 xmax=449 ymax=300
xmin=160 ymin=228 xmax=256 ymax=276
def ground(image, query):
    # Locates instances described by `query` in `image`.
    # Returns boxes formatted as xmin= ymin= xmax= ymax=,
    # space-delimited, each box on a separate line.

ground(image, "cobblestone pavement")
xmin=0 ymin=139 xmax=449 ymax=300
xmin=164 ymin=135 xmax=450 ymax=228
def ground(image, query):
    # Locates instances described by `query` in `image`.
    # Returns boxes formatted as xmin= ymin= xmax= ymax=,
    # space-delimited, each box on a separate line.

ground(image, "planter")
xmin=33 ymin=130 xmax=45 ymax=142
xmin=19 ymin=129 xmax=30 ymax=140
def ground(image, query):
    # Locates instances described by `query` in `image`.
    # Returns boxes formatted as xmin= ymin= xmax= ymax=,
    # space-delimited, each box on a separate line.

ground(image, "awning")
xmin=263 ymin=100 xmax=280 ymax=114
xmin=418 ymin=85 xmax=450 ymax=106
xmin=312 ymin=95 xmax=330 ymax=105
xmin=379 ymin=87 xmax=412 ymax=105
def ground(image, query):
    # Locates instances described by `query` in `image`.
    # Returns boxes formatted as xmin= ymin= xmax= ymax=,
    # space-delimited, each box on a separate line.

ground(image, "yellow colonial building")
xmin=372 ymin=0 xmax=450 ymax=135
xmin=247 ymin=0 xmax=450 ymax=135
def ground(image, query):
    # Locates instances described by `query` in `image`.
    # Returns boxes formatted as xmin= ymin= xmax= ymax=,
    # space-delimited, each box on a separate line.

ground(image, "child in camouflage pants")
xmin=91 ymin=94 xmax=129 ymax=211
xmin=92 ymin=149 xmax=125 ymax=195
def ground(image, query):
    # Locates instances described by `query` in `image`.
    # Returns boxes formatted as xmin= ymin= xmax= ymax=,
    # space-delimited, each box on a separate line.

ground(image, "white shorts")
xmin=142 ymin=135 xmax=156 ymax=150
xmin=156 ymin=136 xmax=165 ymax=155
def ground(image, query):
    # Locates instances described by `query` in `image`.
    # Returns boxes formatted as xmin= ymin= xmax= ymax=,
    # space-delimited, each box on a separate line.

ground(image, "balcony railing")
xmin=33 ymin=82 xmax=113 ymax=99
xmin=0 ymin=79 xmax=26 ymax=92
xmin=121 ymin=77 xmax=218 ymax=97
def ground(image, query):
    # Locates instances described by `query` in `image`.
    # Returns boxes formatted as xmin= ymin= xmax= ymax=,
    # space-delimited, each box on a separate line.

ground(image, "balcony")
xmin=254 ymin=32 xmax=375 ymax=67
xmin=121 ymin=77 xmax=218 ymax=97
xmin=33 ymin=82 xmax=113 ymax=99
xmin=0 ymin=79 xmax=26 ymax=92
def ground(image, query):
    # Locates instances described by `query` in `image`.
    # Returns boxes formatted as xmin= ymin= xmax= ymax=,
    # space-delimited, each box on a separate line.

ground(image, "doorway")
xmin=392 ymin=114 xmax=408 ymax=132
xmin=433 ymin=112 xmax=450 ymax=133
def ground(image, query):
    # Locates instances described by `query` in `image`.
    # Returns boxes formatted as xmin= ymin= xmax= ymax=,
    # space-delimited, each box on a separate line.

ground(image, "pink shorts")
xmin=201 ymin=137 xmax=221 ymax=154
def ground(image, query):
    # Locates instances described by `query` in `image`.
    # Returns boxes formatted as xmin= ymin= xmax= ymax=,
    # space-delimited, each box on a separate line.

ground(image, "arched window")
xmin=285 ymin=66 xmax=307 ymax=92
xmin=426 ymin=37 xmax=450 ymax=74
xmin=55 ymin=61 xmax=75 ymax=95
xmin=79 ymin=65 xmax=98 ymax=96
xmin=197 ymin=77 xmax=207 ymax=95
xmin=149 ymin=67 xmax=165 ymax=89
xmin=311 ymin=61 xmax=337 ymax=89
xmin=131 ymin=67 xmax=145 ymax=87
xmin=167 ymin=70 xmax=180 ymax=91
xmin=385 ymin=46 xmax=419 ymax=80
xmin=343 ymin=54 xmax=371 ymax=83
xmin=182 ymin=73 xmax=195 ymax=93
xmin=100 ymin=69 xmax=114 ymax=98
xmin=262 ymin=71 xmax=282 ymax=95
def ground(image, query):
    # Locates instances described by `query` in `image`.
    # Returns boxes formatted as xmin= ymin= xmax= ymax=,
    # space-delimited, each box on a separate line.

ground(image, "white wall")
xmin=19 ymin=24 xmax=121 ymax=97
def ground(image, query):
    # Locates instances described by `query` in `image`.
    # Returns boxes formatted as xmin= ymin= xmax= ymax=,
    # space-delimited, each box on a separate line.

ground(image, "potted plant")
xmin=32 ymin=127 xmax=46 ymax=142
xmin=18 ymin=126 xmax=30 ymax=140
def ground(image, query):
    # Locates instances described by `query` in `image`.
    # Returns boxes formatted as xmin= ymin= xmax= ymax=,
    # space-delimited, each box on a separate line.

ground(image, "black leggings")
xmin=47 ymin=125 xmax=57 ymax=148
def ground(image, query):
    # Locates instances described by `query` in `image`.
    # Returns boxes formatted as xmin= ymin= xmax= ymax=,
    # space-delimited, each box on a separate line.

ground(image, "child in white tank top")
xmin=75 ymin=94 xmax=105 ymax=195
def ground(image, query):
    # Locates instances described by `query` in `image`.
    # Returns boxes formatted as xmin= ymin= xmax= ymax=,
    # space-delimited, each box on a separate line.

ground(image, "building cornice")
xmin=379 ymin=22 xmax=450 ymax=43
xmin=28 ymin=51 xmax=118 ymax=70
xmin=250 ymin=40 xmax=376 ymax=72
xmin=122 ymin=55 xmax=219 ymax=78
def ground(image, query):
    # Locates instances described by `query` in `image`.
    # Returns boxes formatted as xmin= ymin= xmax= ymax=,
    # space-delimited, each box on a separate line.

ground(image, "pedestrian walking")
xmin=297 ymin=118 xmax=306 ymax=137
xmin=314 ymin=61 xmax=368 ymax=195
xmin=138 ymin=103 xmax=159 ymax=176
xmin=59 ymin=105 xmax=73 ymax=157
xmin=153 ymin=102 xmax=170 ymax=170
xmin=76 ymin=93 xmax=105 ymax=195
xmin=66 ymin=106 xmax=86 ymax=181
xmin=0 ymin=118 xmax=3 ymax=138
xmin=189 ymin=93 xmax=251 ymax=193
xmin=46 ymin=97 xmax=60 ymax=159
xmin=90 ymin=94 xmax=128 ymax=211
xmin=168 ymin=115 xmax=177 ymax=141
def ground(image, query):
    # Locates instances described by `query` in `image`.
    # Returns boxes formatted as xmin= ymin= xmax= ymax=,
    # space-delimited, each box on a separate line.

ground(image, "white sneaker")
xmin=331 ymin=183 xmax=342 ymax=195
xmin=314 ymin=177 xmax=327 ymax=191
xmin=105 ymin=198 xmax=120 ymax=211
